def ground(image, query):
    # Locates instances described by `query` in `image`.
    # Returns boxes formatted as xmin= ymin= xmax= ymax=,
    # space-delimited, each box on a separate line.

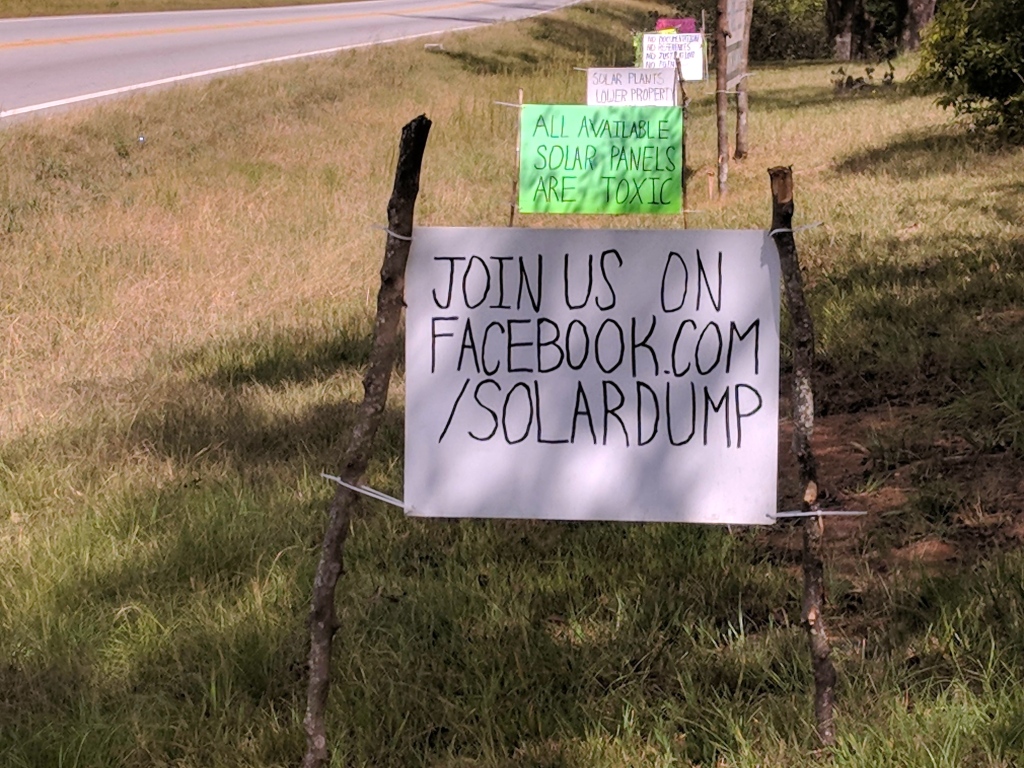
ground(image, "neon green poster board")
xmin=519 ymin=104 xmax=683 ymax=215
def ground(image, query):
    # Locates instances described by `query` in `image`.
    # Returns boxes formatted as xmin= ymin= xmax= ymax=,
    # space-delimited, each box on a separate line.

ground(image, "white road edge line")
xmin=0 ymin=25 xmax=477 ymax=119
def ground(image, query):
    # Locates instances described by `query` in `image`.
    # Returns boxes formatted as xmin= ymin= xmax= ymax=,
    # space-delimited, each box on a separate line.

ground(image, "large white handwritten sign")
xmin=641 ymin=33 xmax=705 ymax=82
xmin=405 ymin=228 xmax=781 ymax=524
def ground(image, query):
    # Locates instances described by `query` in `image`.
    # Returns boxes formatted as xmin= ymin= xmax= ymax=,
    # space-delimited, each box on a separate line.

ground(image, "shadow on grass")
xmin=811 ymin=230 xmax=1024 ymax=413
xmin=528 ymin=14 xmax=637 ymax=65
xmin=183 ymin=323 xmax=376 ymax=389
xmin=750 ymin=81 xmax=920 ymax=115
xmin=0 ymin=487 xmax=314 ymax=766
xmin=1 ymin=398 xmax=812 ymax=766
xmin=114 ymin=320 xmax=396 ymax=470
xmin=6 ymin=269 xmax=1024 ymax=764
xmin=0 ymin=318 xmax=818 ymax=765
xmin=439 ymin=47 xmax=544 ymax=77
xmin=833 ymin=126 xmax=1018 ymax=180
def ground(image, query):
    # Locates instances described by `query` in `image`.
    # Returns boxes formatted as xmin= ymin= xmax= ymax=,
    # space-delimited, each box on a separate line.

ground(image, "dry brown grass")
xmin=0 ymin=0 xmax=675 ymax=441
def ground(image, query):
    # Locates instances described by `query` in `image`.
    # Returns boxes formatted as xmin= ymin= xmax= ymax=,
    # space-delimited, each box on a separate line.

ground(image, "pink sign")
xmin=656 ymin=17 xmax=698 ymax=33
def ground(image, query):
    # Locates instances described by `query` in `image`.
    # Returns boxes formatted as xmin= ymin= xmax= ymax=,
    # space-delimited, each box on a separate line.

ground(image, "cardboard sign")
xmin=641 ymin=33 xmax=705 ymax=81
xmin=405 ymin=227 xmax=781 ymax=525
xmin=518 ymin=104 xmax=683 ymax=215
xmin=586 ymin=67 xmax=677 ymax=107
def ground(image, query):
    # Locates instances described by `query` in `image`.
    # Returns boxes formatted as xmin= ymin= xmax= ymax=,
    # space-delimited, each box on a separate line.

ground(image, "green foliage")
xmin=917 ymin=0 xmax=1024 ymax=138
xmin=748 ymin=0 xmax=831 ymax=60
xmin=671 ymin=0 xmax=830 ymax=60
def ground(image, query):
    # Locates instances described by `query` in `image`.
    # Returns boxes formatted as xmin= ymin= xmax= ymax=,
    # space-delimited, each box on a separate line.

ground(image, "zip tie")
xmin=713 ymin=79 xmax=755 ymax=94
xmin=769 ymin=221 xmax=823 ymax=237
xmin=770 ymin=510 xmax=867 ymax=519
xmin=321 ymin=473 xmax=406 ymax=510
xmin=373 ymin=225 xmax=413 ymax=241
xmin=494 ymin=101 xmax=524 ymax=108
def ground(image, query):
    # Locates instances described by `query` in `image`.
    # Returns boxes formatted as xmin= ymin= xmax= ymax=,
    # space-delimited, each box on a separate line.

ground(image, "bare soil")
xmin=772 ymin=404 xmax=1024 ymax=575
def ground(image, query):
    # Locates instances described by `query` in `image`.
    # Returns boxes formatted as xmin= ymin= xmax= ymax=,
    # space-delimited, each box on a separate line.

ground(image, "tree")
xmin=825 ymin=0 xmax=937 ymax=59
xmin=917 ymin=0 xmax=1024 ymax=138
xmin=826 ymin=0 xmax=860 ymax=60
xmin=901 ymin=0 xmax=937 ymax=50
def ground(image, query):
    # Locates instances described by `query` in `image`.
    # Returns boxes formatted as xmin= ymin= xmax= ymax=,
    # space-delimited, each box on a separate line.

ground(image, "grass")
xmin=2 ymin=0 xmax=1024 ymax=765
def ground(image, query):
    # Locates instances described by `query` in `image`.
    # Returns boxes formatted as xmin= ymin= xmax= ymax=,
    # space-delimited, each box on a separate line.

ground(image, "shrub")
xmin=916 ymin=0 xmax=1024 ymax=139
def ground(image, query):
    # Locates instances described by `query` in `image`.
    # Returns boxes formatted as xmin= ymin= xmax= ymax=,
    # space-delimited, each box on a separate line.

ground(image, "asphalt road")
xmin=0 ymin=0 xmax=576 ymax=119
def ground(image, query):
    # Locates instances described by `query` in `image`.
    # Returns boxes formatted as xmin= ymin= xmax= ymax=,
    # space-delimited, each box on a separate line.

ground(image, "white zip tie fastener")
xmin=769 ymin=221 xmax=823 ymax=237
xmin=373 ymin=225 xmax=413 ymax=241
xmin=322 ymin=473 xmax=407 ymax=511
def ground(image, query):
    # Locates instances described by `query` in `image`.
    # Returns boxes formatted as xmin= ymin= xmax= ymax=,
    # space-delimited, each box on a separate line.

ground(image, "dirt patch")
xmin=768 ymin=403 xmax=1024 ymax=579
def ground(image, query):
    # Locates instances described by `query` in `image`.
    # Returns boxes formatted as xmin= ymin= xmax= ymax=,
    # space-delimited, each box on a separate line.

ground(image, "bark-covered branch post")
xmin=509 ymin=87 xmax=523 ymax=227
xmin=733 ymin=0 xmax=753 ymax=159
xmin=715 ymin=0 xmax=729 ymax=196
xmin=769 ymin=166 xmax=837 ymax=748
xmin=676 ymin=59 xmax=688 ymax=227
xmin=734 ymin=75 xmax=749 ymax=161
xmin=302 ymin=114 xmax=432 ymax=768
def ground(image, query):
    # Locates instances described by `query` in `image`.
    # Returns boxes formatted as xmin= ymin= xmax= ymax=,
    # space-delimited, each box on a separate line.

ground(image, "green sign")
xmin=519 ymin=104 xmax=683 ymax=215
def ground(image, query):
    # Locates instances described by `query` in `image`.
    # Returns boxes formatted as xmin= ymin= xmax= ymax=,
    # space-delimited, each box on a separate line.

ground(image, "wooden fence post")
xmin=302 ymin=114 xmax=432 ymax=768
xmin=769 ymin=166 xmax=837 ymax=748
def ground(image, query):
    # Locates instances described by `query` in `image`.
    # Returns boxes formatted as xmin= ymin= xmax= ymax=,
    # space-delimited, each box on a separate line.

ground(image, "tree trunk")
xmin=716 ymin=0 xmax=729 ymax=196
xmin=827 ymin=0 xmax=857 ymax=60
xmin=769 ymin=166 xmax=837 ymax=748
xmin=301 ymin=114 xmax=432 ymax=768
xmin=901 ymin=0 xmax=936 ymax=50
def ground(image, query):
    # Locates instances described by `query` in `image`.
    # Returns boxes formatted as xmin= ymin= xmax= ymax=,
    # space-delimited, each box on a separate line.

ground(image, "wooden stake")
xmin=769 ymin=165 xmax=837 ymax=748
xmin=510 ymin=87 xmax=523 ymax=227
xmin=302 ymin=114 xmax=432 ymax=768
xmin=715 ymin=0 xmax=729 ymax=197
xmin=676 ymin=60 xmax=688 ymax=228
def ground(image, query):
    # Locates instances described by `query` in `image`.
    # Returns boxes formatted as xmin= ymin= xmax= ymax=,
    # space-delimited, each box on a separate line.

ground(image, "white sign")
xmin=405 ymin=228 xmax=781 ymax=525
xmin=726 ymin=0 xmax=750 ymax=89
xmin=641 ymin=33 xmax=705 ymax=82
xmin=586 ymin=67 xmax=678 ymax=106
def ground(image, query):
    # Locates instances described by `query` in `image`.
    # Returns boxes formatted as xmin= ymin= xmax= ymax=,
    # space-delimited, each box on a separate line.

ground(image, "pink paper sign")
xmin=656 ymin=18 xmax=697 ymax=32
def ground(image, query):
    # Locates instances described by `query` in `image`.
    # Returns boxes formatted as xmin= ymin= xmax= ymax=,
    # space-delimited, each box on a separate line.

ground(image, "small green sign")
xmin=519 ymin=104 xmax=683 ymax=215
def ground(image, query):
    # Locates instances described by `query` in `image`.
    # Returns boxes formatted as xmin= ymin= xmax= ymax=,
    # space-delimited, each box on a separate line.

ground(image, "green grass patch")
xmin=3 ymin=0 xmax=1024 ymax=765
